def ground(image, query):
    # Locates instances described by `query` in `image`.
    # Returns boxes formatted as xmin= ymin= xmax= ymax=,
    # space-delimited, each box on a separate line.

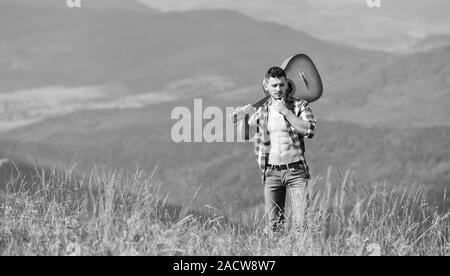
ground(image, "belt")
xmin=267 ymin=160 xmax=304 ymax=170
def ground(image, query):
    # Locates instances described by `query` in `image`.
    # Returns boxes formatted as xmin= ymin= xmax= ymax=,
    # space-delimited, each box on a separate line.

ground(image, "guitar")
xmin=231 ymin=54 xmax=323 ymax=123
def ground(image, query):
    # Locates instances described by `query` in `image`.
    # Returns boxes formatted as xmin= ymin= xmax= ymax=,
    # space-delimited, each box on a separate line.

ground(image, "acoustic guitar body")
xmin=280 ymin=54 xmax=323 ymax=103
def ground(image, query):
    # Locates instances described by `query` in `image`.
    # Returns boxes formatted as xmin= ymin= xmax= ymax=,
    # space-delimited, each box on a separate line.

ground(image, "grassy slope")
xmin=0 ymin=165 xmax=448 ymax=256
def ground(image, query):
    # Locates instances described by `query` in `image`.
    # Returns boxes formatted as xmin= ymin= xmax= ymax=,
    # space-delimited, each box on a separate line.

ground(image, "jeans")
xmin=264 ymin=164 xmax=309 ymax=232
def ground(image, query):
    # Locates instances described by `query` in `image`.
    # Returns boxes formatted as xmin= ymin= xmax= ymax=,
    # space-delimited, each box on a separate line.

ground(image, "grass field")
xmin=0 ymin=164 xmax=448 ymax=256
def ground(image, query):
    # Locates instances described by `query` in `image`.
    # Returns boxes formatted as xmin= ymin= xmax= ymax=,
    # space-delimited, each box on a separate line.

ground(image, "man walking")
xmin=248 ymin=66 xmax=316 ymax=233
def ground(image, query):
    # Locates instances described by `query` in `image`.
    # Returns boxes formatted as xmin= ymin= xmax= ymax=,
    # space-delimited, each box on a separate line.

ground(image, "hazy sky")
xmin=137 ymin=0 xmax=450 ymax=51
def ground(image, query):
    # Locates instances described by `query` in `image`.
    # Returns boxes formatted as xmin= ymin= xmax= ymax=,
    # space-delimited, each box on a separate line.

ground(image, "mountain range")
xmin=0 ymin=1 xmax=449 ymax=211
xmin=2 ymin=0 xmax=157 ymax=12
xmin=0 ymin=0 xmax=385 ymax=92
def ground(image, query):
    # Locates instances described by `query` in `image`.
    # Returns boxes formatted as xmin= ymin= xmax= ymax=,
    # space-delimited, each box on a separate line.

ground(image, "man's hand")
xmin=248 ymin=107 xmax=262 ymax=126
xmin=271 ymin=99 xmax=290 ymax=116
xmin=231 ymin=104 xmax=255 ymax=123
xmin=248 ymin=107 xmax=268 ymax=131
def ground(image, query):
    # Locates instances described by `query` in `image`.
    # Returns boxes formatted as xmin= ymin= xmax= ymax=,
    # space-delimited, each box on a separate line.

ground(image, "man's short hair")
xmin=265 ymin=66 xmax=286 ymax=80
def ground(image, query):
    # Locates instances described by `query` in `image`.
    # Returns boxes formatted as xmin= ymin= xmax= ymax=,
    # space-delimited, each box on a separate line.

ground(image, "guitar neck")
xmin=232 ymin=96 xmax=270 ymax=124
xmin=252 ymin=96 xmax=270 ymax=108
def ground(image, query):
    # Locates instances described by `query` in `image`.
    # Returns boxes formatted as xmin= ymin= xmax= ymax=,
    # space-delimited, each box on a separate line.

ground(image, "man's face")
xmin=265 ymin=77 xmax=287 ymax=100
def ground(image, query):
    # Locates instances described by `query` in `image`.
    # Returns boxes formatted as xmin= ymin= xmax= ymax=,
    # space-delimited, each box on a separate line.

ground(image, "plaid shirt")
xmin=253 ymin=96 xmax=316 ymax=179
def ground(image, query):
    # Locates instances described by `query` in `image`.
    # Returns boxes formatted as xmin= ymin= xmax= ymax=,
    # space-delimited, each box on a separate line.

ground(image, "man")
xmin=248 ymin=66 xmax=316 ymax=233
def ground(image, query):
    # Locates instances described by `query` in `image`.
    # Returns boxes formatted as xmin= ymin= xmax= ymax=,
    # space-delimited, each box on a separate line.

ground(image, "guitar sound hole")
xmin=288 ymin=80 xmax=295 ymax=96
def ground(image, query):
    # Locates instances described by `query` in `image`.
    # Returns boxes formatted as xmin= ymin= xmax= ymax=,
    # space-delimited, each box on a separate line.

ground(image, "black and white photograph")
xmin=0 ymin=0 xmax=449 ymax=259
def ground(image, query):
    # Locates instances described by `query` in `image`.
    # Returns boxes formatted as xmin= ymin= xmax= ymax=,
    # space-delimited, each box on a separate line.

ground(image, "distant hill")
xmin=0 ymin=1 xmax=386 ymax=93
xmin=315 ymin=46 xmax=450 ymax=127
xmin=1 ymin=98 xmax=449 ymax=212
xmin=410 ymin=34 xmax=450 ymax=53
xmin=2 ymin=1 xmax=449 ymax=129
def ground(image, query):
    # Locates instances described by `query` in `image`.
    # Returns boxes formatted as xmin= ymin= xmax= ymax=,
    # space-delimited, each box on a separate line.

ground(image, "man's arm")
xmin=248 ymin=107 xmax=266 ymax=130
xmin=284 ymin=110 xmax=315 ymax=138
xmin=272 ymin=100 xmax=316 ymax=138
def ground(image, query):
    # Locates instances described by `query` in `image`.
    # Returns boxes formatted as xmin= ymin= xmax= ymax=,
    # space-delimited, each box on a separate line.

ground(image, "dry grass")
xmin=0 ymin=164 xmax=448 ymax=256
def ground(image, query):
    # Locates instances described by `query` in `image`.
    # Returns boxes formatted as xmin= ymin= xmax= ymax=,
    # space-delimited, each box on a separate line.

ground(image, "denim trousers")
xmin=264 ymin=165 xmax=309 ymax=232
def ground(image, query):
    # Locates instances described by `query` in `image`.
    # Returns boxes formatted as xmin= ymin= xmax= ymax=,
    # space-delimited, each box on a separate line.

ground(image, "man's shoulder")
xmin=288 ymin=96 xmax=309 ymax=107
